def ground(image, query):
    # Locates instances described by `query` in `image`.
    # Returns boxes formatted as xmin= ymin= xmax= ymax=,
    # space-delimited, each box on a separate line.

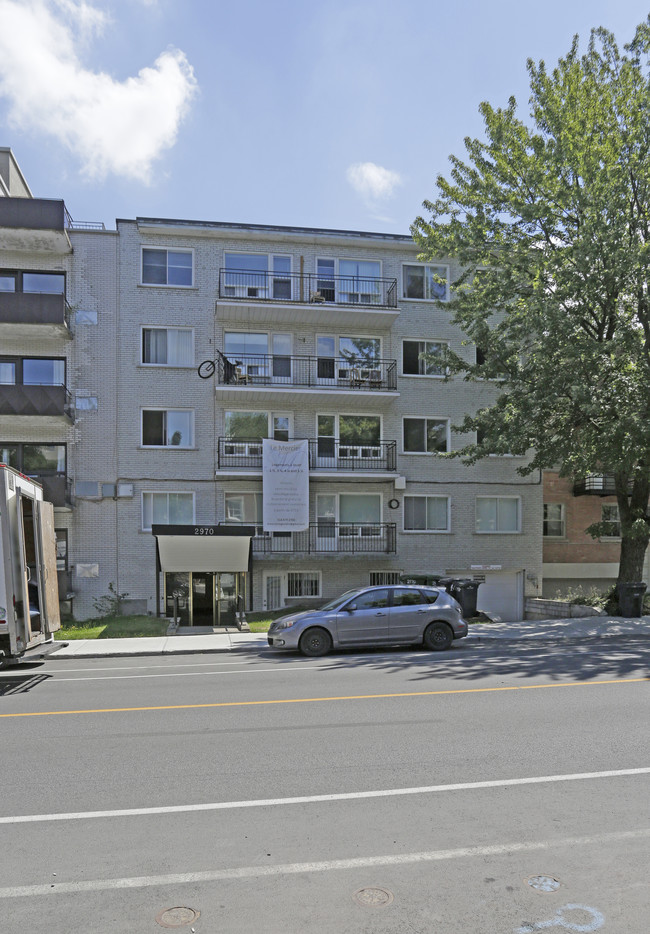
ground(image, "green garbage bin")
xmin=616 ymin=582 xmax=646 ymax=618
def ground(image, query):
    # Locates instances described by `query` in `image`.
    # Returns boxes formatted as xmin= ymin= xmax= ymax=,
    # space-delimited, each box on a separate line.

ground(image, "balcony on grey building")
xmin=211 ymin=353 xmax=398 ymax=405
xmin=0 ymin=443 xmax=73 ymax=507
xmin=0 ymin=197 xmax=72 ymax=253
xmin=217 ymin=268 xmax=399 ymax=327
xmin=0 ymin=384 xmax=74 ymax=423
xmin=217 ymin=437 xmax=397 ymax=474
xmin=0 ymin=291 xmax=72 ymax=339
xmin=573 ymin=475 xmax=633 ymax=496
xmin=225 ymin=523 xmax=397 ymax=555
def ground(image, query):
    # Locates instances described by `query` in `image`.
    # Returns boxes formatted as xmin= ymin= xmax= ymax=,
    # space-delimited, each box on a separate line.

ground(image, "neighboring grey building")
xmin=0 ymin=149 xmax=543 ymax=622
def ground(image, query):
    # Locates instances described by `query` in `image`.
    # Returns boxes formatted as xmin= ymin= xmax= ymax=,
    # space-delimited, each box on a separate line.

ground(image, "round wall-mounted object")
xmin=388 ymin=498 xmax=400 ymax=509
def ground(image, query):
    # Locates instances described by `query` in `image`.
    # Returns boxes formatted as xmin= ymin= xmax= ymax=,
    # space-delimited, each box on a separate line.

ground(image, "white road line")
xmin=1 ymin=767 xmax=648 ymax=825
xmin=45 ymin=666 xmax=328 ymax=682
xmin=0 ymin=828 xmax=648 ymax=898
xmin=41 ymin=660 xmax=277 ymax=673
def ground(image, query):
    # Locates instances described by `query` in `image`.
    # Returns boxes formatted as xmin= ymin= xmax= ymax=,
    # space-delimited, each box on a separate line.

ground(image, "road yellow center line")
xmin=1 ymin=676 xmax=648 ymax=718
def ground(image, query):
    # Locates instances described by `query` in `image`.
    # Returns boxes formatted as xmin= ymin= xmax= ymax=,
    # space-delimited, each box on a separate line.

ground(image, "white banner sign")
xmin=262 ymin=439 xmax=309 ymax=531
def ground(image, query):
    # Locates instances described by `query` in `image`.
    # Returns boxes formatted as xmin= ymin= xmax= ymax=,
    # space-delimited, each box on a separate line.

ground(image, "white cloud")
xmin=0 ymin=0 xmax=197 ymax=182
xmin=346 ymin=162 xmax=403 ymax=204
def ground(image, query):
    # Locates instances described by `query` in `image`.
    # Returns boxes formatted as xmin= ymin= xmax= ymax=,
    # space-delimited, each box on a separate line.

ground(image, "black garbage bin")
xmin=437 ymin=577 xmax=456 ymax=595
xmin=616 ymin=581 xmax=647 ymax=618
xmin=451 ymin=580 xmax=481 ymax=617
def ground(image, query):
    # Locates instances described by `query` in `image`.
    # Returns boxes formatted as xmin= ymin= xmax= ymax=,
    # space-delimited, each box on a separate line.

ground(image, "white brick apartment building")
xmin=0 ymin=149 xmax=543 ymax=623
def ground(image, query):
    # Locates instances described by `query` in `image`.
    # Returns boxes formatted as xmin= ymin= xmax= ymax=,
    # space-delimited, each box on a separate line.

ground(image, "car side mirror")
xmin=346 ymin=603 xmax=356 ymax=612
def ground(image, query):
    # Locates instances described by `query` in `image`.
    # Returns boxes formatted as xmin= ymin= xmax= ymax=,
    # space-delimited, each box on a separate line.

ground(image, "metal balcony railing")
xmin=219 ymin=269 xmax=398 ymax=308
xmin=222 ymin=523 xmax=397 ymax=554
xmin=218 ymin=437 xmax=397 ymax=471
xmin=573 ymin=475 xmax=633 ymax=496
xmin=205 ymin=352 xmax=397 ymax=392
xmin=35 ymin=473 xmax=74 ymax=507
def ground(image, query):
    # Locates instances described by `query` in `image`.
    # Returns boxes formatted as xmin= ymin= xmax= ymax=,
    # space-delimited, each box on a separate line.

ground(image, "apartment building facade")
xmin=1 ymin=149 xmax=543 ymax=623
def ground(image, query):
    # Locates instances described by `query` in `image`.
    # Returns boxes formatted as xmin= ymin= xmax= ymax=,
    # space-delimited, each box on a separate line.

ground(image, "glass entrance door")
xmin=192 ymin=573 xmax=214 ymax=625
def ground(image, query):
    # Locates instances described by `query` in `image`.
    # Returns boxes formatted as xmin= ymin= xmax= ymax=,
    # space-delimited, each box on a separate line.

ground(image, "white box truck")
xmin=0 ymin=463 xmax=61 ymax=662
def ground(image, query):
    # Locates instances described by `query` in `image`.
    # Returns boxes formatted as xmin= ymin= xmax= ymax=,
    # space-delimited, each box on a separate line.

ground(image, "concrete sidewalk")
xmin=44 ymin=615 xmax=650 ymax=659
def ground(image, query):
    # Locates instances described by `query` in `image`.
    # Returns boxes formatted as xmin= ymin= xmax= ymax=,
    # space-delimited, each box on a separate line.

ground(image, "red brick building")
xmin=541 ymin=471 xmax=642 ymax=597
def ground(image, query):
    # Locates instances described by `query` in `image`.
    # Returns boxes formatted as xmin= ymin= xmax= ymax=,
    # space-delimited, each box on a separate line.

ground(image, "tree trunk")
xmin=616 ymin=471 xmax=650 ymax=583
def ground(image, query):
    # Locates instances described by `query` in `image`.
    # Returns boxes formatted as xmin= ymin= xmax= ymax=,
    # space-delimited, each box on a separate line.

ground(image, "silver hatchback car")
xmin=267 ymin=584 xmax=468 ymax=657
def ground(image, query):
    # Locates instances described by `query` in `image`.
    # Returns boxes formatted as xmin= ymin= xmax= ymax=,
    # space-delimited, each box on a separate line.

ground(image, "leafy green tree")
xmin=412 ymin=19 xmax=650 ymax=584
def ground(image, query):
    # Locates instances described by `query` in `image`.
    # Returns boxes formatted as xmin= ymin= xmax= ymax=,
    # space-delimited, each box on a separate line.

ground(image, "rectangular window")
xmin=142 ymin=492 xmax=194 ymax=530
xmin=543 ymin=503 xmax=565 ymax=537
xmin=142 ymin=409 xmax=193 ymax=447
xmin=402 ymin=264 xmax=448 ymax=301
xmin=22 ymin=272 xmax=65 ymax=294
xmin=403 ymin=417 xmax=449 ymax=453
xmin=287 ymin=571 xmax=321 ymax=597
xmin=404 ymin=496 xmax=450 ymax=532
xmin=476 ymin=496 xmax=520 ymax=533
xmin=142 ymin=249 xmax=193 ymax=287
xmin=22 ymin=359 xmax=65 ymax=386
xmin=0 ymin=361 xmax=15 ymax=384
xmin=316 ymin=258 xmax=381 ymax=304
xmin=601 ymin=504 xmax=621 ymax=538
xmin=225 ymin=493 xmax=263 ymax=532
xmin=369 ymin=571 xmax=401 ymax=586
xmin=402 ymin=340 xmax=447 ymax=376
xmin=142 ymin=328 xmax=194 ymax=366
xmin=224 ymin=253 xmax=292 ymax=300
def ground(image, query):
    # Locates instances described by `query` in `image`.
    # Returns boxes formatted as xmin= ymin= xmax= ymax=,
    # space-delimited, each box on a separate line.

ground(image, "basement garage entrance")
xmin=153 ymin=525 xmax=253 ymax=627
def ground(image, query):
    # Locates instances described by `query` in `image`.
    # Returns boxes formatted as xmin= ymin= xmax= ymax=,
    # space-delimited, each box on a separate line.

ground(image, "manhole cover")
xmin=527 ymin=875 xmax=561 ymax=893
xmin=352 ymin=887 xmax=394 ymax=907
xmin=155 ymin=906 xmax=200 ymax=928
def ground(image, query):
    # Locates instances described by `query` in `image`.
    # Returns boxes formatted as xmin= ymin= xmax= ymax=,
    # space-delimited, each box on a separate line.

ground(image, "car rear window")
xmin=419 ymin=589 xmax=440 ymax=604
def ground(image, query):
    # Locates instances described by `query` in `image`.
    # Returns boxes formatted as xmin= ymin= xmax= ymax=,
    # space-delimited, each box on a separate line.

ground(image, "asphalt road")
xmin=1 ymin=639 xmax=649 ymax=934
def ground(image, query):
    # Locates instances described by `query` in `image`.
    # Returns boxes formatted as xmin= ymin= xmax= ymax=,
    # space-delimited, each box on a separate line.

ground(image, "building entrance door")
xmin=192 ymin=572 xmax=214 ymax=625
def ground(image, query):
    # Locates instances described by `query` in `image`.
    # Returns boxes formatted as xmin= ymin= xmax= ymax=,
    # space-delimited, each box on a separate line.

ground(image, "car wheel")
xmin=299 ymin=627 xmax=333 ymax=657
xmin=423 ymin=622 xmax=453 ymax=651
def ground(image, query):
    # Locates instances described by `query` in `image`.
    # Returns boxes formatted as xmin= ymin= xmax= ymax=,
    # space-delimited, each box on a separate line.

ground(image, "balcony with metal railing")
xmin=573 ymin=475 xmax=633 ymax=496
xmin=0 ymin=291 xmax=73 ymax=339
xmin=217 ymin=269 xmax=399 ymax=327
xmin=223 ymin=523 xmax=397 ymax=555
xmin=217 ymin=437 xmax=397 ymax=474
xmin=207 ymin=352 xmax=398 ymax=404
xmin=34 ymin=473 xmax=74 ymax=508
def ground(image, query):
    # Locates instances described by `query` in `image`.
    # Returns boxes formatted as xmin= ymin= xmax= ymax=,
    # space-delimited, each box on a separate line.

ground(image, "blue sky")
xmin=1 ymin=0 xmax=648 ymax=233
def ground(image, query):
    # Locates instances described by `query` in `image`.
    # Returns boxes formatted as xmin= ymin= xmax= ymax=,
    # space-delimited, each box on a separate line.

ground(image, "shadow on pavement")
xmin=257 ymin=638 xmax=650 ymax=684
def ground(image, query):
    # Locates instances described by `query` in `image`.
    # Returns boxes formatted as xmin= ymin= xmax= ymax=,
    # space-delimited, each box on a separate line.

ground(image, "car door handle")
xmin=375 ymin=611 xmax=387 ymax=616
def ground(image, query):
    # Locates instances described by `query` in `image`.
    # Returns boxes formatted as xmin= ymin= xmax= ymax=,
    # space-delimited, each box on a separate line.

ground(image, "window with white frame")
xmin=225 ymin=492 xmax=263 ymax=530
xmin=142 ymin=328 xmax=194 ymax=366
xmin=142 ymin=492 xmax=194 ymax=530
xmin=543 ymin=503 xmax=565 ymax=537
xmin=287 ymin=571 xmax=321 ymax=597
xmin=141 ymin=249 xmax=193 ymax=287
xmin=142 ymin=409 xmax=194 ymax=447
xmin=404 ymin=495 xmax=450 ymax=532
xmin=224 ymin=253 xmax=292 ymax=300
xmin=224 ymin=411 xmax=291 ymax=443
xmin=402 ymin=340 xmax=448 ymax=376
xmin=476 ymin=496 xmax=520 ymax=533
xmin=316 ymin=493 xmax=381 ymax=537
xmin=601 ymin=504 xmax=621 ymax=538
xmin=369 ymin=571 xmax=402 ymax=586
xmin=403 ymin=417 xmax=449 ymax=454
xmin=402 ymin=263 xmax=449 ymax=301
xmin=316 ymin=258 xmax=382 ymax=304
